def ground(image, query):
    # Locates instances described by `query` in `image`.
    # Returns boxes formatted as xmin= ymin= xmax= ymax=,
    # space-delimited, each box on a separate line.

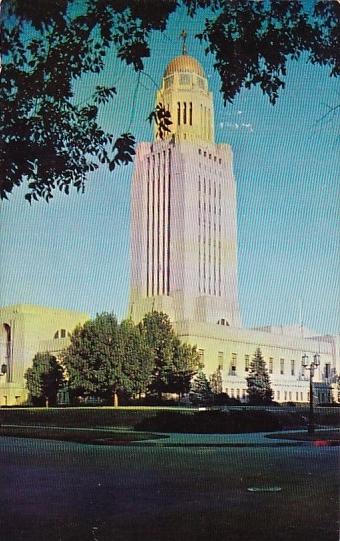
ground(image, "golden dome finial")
xmin=180 ymin=30 xmax=187 ymax=55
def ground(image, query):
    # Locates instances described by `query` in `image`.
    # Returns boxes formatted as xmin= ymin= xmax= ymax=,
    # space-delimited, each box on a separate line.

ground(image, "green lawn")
xmin=266 ymin=429 xmax=340 ymax=442
xmin=0 ymin=425 xmax=164 ymax=445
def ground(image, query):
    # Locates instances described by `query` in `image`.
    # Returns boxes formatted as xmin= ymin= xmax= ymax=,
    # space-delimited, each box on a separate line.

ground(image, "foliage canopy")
xmin=62 ymin=312 xmax=154 ymax=405
xmin=25 ymin=351 xmax=64 ymax=406
xmin=139 ymin=311 xmax=202 ymax=397
xmin=1 ymin=1 xmax=338 ymax=201
xmin=246 ymin=348 xmax=273 ymax=404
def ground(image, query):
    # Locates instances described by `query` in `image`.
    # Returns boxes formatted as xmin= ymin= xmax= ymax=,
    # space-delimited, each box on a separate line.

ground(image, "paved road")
xmin=0 ymin=435 xmax=338 ymax=541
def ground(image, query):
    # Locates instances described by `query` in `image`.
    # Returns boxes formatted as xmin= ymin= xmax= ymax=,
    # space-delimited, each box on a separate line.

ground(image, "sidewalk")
xmin=139 ymin=427 xmax=340 ymax=447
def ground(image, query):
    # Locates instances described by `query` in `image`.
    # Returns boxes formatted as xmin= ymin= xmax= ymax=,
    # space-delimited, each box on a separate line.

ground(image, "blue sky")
xmin=1 ymin=6 xmax=339 ymax=335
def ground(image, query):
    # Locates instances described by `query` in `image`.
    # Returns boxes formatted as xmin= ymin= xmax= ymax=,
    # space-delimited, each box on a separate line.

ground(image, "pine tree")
xmin=189 ymin=371 xmax=214 ymax=406
xmin=246 ymin=348 xmax=273 ymax=404
xmin=210 ymin=366 xmax=223 ymax=395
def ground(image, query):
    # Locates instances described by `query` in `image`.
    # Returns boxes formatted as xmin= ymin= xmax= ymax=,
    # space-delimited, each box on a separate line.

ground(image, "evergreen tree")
xmin=246 ymin=348 xmax=273 ymax=404
xmin=25 ymin=352 xmax=64 ymax=406
xmin=189 ymin=371 xmax=214 ymax=406
xmin=140 ymin=311 xmax=201 ymax=398
xmin=210 ymin=366 xmax=223 ymax=395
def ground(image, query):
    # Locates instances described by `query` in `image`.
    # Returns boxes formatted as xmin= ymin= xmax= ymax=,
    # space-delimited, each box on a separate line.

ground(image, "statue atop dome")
xmin=180 ymin=30 xmax=187 ymax=55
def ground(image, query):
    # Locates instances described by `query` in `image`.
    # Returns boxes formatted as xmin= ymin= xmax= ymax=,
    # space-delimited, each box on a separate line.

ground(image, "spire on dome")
xmin=180 ymin=30 xmax=187 ymax=55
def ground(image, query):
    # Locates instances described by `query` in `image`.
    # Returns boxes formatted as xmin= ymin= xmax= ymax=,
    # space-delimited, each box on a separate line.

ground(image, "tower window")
xmin=164 ymin=75 xmax=173 ymax=89
xmin=290 ymin=359 xmax=295 ymax=376
xmin=189 ymin=102 xmax=192 ymax=125
xmin=177 ymin=102 xmax=181 ymax=126
xmin=183 ymin=102 xmax=187 ymax=124
xmin=180 ymin=73 xmax=191 ymax=85
xmin=197 ymin=77 xmax=204 ymax=89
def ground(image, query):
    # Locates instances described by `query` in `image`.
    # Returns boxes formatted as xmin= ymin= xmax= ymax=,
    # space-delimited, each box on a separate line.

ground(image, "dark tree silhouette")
xmin=139 ymin=311 xmax=201 ymax=398
xmin=246 ymin=348 xmax=273 ymax=404
xmin=1 ymin=1 xmax=338 ymax=201
xmin=25 ymin=352 xmax=64 ymax=406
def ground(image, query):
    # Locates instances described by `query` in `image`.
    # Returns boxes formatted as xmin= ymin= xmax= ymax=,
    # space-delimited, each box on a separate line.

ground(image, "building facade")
xmin=0 ymin=304 xmax=88 ymax=405
xmin=130 ymin=53 xmax=240 ymax=327
xmin=129 ymin=51 xmax=339 ymax=403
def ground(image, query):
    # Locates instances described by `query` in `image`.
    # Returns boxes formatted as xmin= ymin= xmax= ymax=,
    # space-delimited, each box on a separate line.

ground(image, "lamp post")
xmin=302 ymin=353 xmax=320 ymax=435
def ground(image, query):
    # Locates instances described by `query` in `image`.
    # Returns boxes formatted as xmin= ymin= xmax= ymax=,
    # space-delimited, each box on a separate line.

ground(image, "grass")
xmin=0 ymin=425 xmax=164 ymax=445
xmin=0 ymin=405 xmax=338 ymax=434
xmin=266 ymin=429 xmax=340 ymax=442
xmin=0 ymin=406 xmax=195 ymax=429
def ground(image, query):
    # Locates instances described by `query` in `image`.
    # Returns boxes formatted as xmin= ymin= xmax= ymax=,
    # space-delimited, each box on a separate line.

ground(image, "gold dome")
xmin=164 ymin=54 xmax=205 ymax=78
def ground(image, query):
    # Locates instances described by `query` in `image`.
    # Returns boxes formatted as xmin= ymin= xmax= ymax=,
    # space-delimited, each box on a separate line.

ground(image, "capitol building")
xmin=0 ymin=50 xmax=339 ymax=406
xmin=128 ymin=50 xmax=339 ymax=405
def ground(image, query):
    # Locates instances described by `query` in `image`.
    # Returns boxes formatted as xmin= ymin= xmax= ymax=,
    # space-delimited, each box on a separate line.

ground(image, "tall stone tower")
xmin=129 ymin=49 xmax=241 ymax=328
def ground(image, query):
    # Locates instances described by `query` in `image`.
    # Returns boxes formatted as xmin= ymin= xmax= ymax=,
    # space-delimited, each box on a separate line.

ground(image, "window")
xmin=231 ymin=353 xmax=237 ymax=372
xmin=218 ymin=351 xmax=224 ymax=370
xmin=164 ymin=75 xmax=173 ymax=89
xmin=60 ymin=329 xmax=66 ymax=338
xmin=54 ymin=330 xmax=59 ymax=339
xmin=289 ymin=391 xmax=292 ymax=401
xmin=197 ymin=76 xmax=204 ymax=88
xmin=189 ymin=102 xmax=192 ymax=125
xmin=269 ymin=357 xmax=273 ymax=374
xmin=307 ymin=391 xmax=310 ymax=401
xmin=245 ymin=355 xmax=250 ymax=372
xmin=183 ymin=102 xmax=187 ymax=124
xmin=284 ymin=391 xmax=287 ymax=401
xmin=280 ymin=358 xmax=284 ymax=375
xmin=177 ymin=102 xmax=181 ymax=125
xmin=230 ymin=388 xmax=234 ymax=397
xmin=180 ymin=73 xmax=191 ymax=85
xmin=296 ymin=392 xmax=299 ymax=401
xmin=325 ymin=363 xmax=331 ymax=378
xmin=291 ymin=359 xmax=295 ymax=376
xmin=236 ymin=389 xmax=240 ymax=399
xmin=300 ymin=392 xmax=303 ymax=401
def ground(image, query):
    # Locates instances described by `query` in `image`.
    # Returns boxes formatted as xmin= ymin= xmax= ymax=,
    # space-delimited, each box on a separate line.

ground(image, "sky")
xmin=1 ymin=5 xmax=339 ymax=335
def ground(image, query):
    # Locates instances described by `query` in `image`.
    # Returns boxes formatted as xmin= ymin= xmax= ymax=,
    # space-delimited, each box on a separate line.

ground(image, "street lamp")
xmin=302 ymin=353 xmax=320 ymax=435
